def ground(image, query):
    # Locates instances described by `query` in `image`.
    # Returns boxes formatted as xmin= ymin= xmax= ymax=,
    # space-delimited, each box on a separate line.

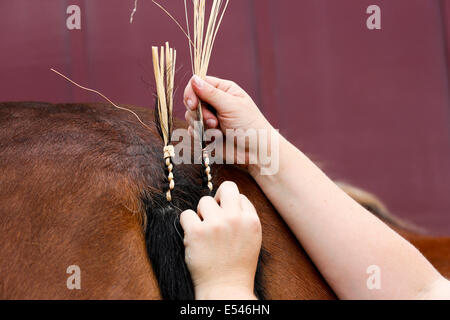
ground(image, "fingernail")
xmin=207 ymin=119 xmax=217 ymax=128
xmin=186 ymin=99 xmax=195 ymax=110
xmin=192 ymin=75 xmax=204 ymax=89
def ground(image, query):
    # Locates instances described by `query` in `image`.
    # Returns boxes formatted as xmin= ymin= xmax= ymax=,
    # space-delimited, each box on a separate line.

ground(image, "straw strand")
xmin=190 ymin=0 xmax=230 ymax=192
xmin=50 ymin=68 xmax=153 ymax=132
xmin=152 ymin=42 xmax=177 ymax=201
xmin=153 ymin=0 xmax=230 ymax=192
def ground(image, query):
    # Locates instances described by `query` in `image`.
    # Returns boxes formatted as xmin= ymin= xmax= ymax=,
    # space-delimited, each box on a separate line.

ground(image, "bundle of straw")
xmin=152 ymin=0 xmax=230 ymax=193
xmin=152 ymin=42 xmax=177 ymax=201
xmin=184 ymin=0 xmax=229 ymax=141
xmin=152 ymin=42 xmax=176 ymax=146
xmin=152 ymin=0 xmax=229 ymax=141
xmin=185 ymin=0 xmax=229 ymax=192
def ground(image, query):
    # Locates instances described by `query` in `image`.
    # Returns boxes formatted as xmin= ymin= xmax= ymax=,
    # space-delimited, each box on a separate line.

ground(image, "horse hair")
xmin=0 ymin=101 xmax=266 ymax=300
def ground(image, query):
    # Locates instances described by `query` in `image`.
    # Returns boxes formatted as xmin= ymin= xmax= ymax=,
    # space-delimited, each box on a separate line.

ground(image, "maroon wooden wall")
xmin=0 ymin=0 xmax=449 ymax=234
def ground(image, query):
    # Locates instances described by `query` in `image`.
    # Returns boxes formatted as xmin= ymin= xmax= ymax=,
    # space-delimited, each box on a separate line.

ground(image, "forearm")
xmin=250 ymin=133 xmax=445 ymax=299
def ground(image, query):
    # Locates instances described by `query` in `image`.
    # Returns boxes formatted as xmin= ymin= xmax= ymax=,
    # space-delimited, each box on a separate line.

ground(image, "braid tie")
xmin=203 ymin=151 xmax=213 ymax=192
xmin=164 ymin=145 xmax=175 ymax=201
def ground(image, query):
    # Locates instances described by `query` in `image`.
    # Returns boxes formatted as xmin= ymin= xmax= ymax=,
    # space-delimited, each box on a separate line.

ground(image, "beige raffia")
xmin=189 ymin=0 xmax=229 ymax=192
xmin=152 ymin=0 xmax=230 ymax=192
xmin=152 ymin=42 xmax=177 ymax=201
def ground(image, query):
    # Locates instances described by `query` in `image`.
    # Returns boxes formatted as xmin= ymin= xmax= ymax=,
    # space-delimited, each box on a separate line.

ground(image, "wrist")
xmin=248 ymin=128 xmax=285 ymax=178
xmin=195 ymin=284 xmax=256 ymax=300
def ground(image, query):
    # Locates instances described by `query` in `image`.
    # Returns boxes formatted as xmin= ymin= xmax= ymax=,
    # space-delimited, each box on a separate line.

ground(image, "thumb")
xmin=191 ymin=75 xmax=233 ymax=113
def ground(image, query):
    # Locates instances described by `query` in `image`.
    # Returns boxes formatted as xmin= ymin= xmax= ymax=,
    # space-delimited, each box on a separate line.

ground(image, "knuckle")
xmin=180 ymin=210 xmax=193 ymax=222
xmin=240 ymin=194 xmax=249 ymax=203
xmin=226 ymin=213 xmax=241 ymax=226
xmin=207 ymin=86 xmax=221 ymax=100
xmin=210 ymin=220 xmax=223 ymax=233
xmin=221 ymin=181 xmax=239 ymax=193
xmin=189 ymin=224 xmax=203 ymax=237
xmin=248 ymin=215 xmax=262 ymax=232
xmin=199 ymin=195 xmax=213 ymax=205
xmin=228 ymin=80 xmax=237 ymax=88
xmin=205 ymin=83 xmax=215 ymax=94
xmin=198 ymin=196 xmax=213 ymax=210
xmin=241 ymin=194 xmax=257 ymax=211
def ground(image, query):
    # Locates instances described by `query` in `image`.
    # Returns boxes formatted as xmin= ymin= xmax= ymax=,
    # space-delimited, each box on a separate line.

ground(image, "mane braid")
xmin=191 ymin=0 xmax=230 ymax=192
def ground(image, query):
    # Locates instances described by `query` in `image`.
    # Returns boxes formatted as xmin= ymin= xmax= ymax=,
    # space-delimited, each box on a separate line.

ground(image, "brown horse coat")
xmin=0 ymin=102 xmax=448 ymax=299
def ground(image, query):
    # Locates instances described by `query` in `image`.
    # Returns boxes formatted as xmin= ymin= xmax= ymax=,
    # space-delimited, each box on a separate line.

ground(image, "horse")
xmin=0 ymin=102 xmax=448 ymax=299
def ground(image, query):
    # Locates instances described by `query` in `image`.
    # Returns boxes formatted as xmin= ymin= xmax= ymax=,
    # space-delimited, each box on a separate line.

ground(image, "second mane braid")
xmin=151 ymin=0 xmax=231 ymax=197
xmin=152 ymin=42 xmax=176 ymax=202
xmin=187 ymin=0 xmax=230 ymax=192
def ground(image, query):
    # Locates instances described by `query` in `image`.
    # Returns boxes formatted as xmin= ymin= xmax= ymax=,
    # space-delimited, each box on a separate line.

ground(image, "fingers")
xmin=203 ymin=107 xmax=219 ymax=128
xmin=184 ymin=80 xmax=199 ymax=111
xmin=184 ymin=75 xmax=243 ymax=131
xmin=184 ymin=76 xmax=236 ymax=111
xmin=240 ymin=195 xmax=256 ymax=214
xmin=240 ymin=194 xmax=262 ymax=233
xmin=186 ymin=75 xmax=234 ymax=114
xmin=182 ymin=182 xmax=248 ymax=225
xmin=180 ymin=209 xmax=201 ymax=231
xmin=204 ymin=76 xmax=236 ymax=92
xmin=215 ymin=181 xmax=241 ymax=212
xmin=185 ymin=107 xmax=218 ymax=130
xmin=197 ymin=196 xmax=221 ymax=221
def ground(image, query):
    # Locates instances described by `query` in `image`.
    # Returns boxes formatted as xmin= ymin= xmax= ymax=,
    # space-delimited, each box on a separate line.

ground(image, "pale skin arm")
xmin=183 ymin=75 xmax=450 ymax=300
xmin=250 ymin=135 xmax=450 ymax=299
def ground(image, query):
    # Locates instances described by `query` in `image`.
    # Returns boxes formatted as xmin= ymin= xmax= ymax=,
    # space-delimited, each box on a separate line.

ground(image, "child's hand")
xmin=184 ymin=75 xmax=274 ymax=164
xmin=184 ymin=75 xmax=271 ymax=133
xmin=180 ymin=181 xmax=262 ymax=300
xmin=184 ymin=76 xmax=270 ymax=133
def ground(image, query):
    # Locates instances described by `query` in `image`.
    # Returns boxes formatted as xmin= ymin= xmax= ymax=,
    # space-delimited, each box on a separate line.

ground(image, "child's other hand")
xmin=180 ymin=181 xmax=262 ymax=300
